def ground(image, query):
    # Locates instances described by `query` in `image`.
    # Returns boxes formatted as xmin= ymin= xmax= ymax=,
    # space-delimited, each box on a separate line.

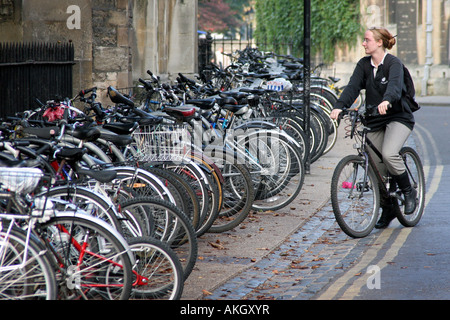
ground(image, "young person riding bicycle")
xmin=330 ymin=27 xmax=417 ymax=229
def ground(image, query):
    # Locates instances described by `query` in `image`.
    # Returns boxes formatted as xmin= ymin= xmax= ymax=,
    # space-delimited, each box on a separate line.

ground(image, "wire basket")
xmin=0 ymin=168 xmax=43 ymax=194
xmin=132 ymin=125 xmax=192 ymax=162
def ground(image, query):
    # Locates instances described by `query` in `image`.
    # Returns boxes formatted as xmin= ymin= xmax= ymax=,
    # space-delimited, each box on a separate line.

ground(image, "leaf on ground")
xmin=202 ymin=289 xmax=212 ymax=296
xmin=208 ymin=241 xmax=225 ymax=250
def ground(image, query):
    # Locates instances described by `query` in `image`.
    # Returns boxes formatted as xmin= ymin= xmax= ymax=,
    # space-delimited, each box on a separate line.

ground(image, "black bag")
xmin=383 ymin=54 xmax=420 ymax=112
xmin=402 ymin=65 xmax=420 ymax=112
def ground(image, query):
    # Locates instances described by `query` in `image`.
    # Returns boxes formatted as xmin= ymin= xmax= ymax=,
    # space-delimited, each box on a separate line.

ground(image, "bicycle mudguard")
xmin=233 ymin=120 xmax=277 ymax=131
xmin=23 ymin=126 xmax=61 ymax=139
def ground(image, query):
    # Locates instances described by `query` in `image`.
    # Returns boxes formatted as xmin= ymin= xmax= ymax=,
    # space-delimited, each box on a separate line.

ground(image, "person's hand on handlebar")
xmin=378 ymin=101 xmax=391 ymax=115
xmin=330 ymin=108 xmax=343 ymax=120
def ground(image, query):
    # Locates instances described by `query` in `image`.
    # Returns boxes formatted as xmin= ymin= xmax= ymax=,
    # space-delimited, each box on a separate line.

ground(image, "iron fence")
xmin=210 ymin=36 xmax=299 ymax=68
xmin=0 ymin=42 xmax=75 ymax=119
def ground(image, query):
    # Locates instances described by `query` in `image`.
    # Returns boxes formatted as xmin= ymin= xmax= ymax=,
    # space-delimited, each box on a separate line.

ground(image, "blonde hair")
xmin=369 ymin=27 xmax=396 ymax=50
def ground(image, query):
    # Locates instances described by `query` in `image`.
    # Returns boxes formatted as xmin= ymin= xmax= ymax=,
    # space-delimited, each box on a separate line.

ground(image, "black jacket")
xmin=334 ymin=53 xmax=415 ymax=131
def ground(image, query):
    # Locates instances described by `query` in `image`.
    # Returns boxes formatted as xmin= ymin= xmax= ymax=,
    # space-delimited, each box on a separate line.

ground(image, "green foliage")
xmin=255 ymin=0 xmax=363 ymax=62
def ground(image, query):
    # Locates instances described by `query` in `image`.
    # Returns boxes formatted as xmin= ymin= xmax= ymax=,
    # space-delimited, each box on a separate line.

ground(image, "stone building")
xmin=2 ymin=0 xmax=450 ymax=97
xmin=0 ymin=0 xmax=198 ymax=101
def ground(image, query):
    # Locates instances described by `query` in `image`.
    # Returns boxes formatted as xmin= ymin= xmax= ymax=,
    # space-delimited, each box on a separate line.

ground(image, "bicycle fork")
xmin=346 ymin=154 xmax=371 ymax=200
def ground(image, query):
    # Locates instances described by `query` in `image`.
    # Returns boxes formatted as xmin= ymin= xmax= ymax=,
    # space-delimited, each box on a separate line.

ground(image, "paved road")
xmin=181 ymin=100 xmax=450 ymax=300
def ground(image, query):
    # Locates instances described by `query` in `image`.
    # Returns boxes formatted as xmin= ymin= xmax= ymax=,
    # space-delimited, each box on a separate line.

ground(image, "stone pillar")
xmin=396 ymin=0 xmax=418 ymax=64
xmin=91 ymin=0 xmax=133 ymax=93
xmin=167 ymin=0 xmax=198 ymax=77
xmin=131 ymin=0 xmax=198 ymax=82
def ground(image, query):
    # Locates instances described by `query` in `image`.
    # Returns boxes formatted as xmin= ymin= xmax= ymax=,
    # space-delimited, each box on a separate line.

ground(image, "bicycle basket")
xmin=0 ymin=168 xmax=43 ymax=194
xmin=132 ymin=125 xmax=191 ymax=162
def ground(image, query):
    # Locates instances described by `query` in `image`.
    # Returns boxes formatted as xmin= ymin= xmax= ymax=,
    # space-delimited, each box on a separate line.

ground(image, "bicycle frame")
xmin=0 ymin=216 xmax=37 ymax=272
xmin=347 ymin=109 xmax=411 ymax=205
xmin=189 ymin=107 xmax=298 ymax=177
xmin=52 ymin=223 xmax=147 ymax=289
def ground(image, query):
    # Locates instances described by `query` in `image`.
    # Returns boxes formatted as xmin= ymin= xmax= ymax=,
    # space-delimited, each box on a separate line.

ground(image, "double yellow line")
xmin=317 ymin=123 xmax=442 ymax=300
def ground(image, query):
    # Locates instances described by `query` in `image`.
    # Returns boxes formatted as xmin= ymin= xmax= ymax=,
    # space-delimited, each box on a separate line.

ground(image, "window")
xmin=0 ymin=0 xmax=14 ymax=22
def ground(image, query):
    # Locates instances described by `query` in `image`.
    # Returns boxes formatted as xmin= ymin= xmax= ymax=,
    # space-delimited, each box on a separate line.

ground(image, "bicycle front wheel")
xmin=40 ymin=214 xmax=133 ymax=300
xmin=0 ymin=224 xmax=58 ymax=300
xmin=331 ymin=155 xmax=380 ymax=238
xmin=119 ymin=197 xmax=198 ymax=280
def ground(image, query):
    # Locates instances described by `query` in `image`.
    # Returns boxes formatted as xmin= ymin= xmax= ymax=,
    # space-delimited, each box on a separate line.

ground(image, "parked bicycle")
xmin=330 ymin=105 xmax=425 ymax=238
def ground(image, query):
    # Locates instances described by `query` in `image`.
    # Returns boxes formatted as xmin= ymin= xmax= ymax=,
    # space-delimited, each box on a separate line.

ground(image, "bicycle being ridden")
xmin=329 ymin=104 xmax=425 ymax=238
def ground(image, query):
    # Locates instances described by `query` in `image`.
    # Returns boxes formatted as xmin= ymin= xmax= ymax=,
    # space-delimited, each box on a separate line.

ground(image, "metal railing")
xmin=0 ymin=42 xmax=75 ymax=118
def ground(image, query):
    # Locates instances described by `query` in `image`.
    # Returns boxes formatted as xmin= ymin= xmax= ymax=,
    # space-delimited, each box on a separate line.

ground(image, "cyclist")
xmin=330 ymin=27 xmax=416 ymax=229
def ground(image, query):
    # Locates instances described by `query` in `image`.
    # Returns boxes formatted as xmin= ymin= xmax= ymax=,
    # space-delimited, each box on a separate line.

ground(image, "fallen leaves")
xmin=208 ymin=240 xmax=226 ymax=250
xmin=202 ymin=289 xmax=212 ymax=296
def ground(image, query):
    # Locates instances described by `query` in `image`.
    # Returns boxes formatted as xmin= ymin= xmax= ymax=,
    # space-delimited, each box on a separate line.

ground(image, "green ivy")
xmin=255 ymin=0 xmax=363 ymax=62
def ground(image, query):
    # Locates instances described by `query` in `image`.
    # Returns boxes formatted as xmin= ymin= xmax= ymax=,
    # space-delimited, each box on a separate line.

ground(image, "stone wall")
xmin=90 ymin=0 xmax=132 ymax=93
xmin=0 ymin=0 xmax=198 ymax=102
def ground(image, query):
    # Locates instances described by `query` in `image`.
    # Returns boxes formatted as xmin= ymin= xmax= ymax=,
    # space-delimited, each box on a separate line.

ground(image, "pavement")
xmin=180 ymin=95 xmax=449 ymax=300
xmin=181 ymin=124 xmax=354 ymax=300
xmin=416 ymin=95 xmax=450 ymax=107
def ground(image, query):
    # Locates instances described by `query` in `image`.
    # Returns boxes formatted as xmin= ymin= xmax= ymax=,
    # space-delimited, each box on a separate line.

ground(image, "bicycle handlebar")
xmin=139 ymin=78 xmax=153 ymax=91
xmin=339 ymin=103 xmax=392 ymax=119
xmin=79 ymin=87 xmax=97 ymax=97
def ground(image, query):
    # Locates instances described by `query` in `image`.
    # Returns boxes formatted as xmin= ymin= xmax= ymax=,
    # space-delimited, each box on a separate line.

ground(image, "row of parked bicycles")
xmin=0 ymin=47 xmax=345 ymax=300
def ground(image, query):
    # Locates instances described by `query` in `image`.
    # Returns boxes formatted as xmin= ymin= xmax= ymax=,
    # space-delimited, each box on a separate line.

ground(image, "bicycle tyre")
xmin=394 ymin=146 xmax=426 ymax=227
xmin=331 ymin=155 xmax=380 ymax=238
xmin=179 ymin=152 xmax=223 ymax=236
xmin=209 ymin=163 xmax=255 ymax=233
xmin=163 ymin=162 xmax=211 ymax=230
xmin=143 ymin=166 xmax=201 ymax=230
xmin=237 ymin=131 xmax=305 ymax=211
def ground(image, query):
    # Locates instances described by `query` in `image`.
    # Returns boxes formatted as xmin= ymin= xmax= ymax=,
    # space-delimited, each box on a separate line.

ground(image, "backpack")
xmin=383 ymin=55 xmax=421 ymax=112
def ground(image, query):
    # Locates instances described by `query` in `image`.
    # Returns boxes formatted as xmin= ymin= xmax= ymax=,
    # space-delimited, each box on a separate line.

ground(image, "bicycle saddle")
xmin=221 ymin=104 xmax=249 ymax=115
xmin=103 ymin=121 xmax=138 ymax=135
xmin=98 ymin=127 xmax=134 ymax=147
xmin=164 ymin=106 xmax=197 ymax=121
xmin=68 ymin=124 xmax=101 ymax=142
xmin=107 ymin=86 xmax=135 ymax=107
xmin=76 ymin=168 xmax=118 ymax=183
xmin=220 ymin=91 xmax=248 ymax=101
xmin=185 ymin=99 xmax=216 ymax=110
xmin=54 ymin=146 xmax=86 ymax=161
xmin=22 ymin=126 xmax=61 ymax=139
xmin=239 ymin=88 xmax=266 ymax=95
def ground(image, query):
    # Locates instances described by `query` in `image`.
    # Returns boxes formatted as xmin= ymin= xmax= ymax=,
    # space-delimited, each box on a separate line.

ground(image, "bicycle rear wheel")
xmin=244 ymin=132 xmax=305 ymax=211
xmin=331 ymin=155 xmax=380 ymax=238
xmin=209 ymin=163 xmax=255 ymax=233
xmin=127 ymin=236 xmax=184 ymax=300
xmin=394 ymin=146 xmax=425 ymax=227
